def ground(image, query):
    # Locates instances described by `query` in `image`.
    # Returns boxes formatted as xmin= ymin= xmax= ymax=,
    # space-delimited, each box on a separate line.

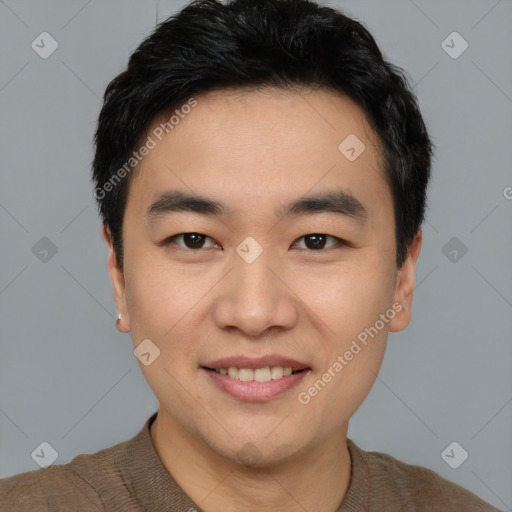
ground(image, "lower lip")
xmin=201 ymin=367 xmax=310 ymax=402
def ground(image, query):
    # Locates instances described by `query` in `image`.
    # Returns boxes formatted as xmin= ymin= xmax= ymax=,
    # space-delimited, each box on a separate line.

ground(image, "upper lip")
xmin=201 ymin=355 xmax=310 ymax=371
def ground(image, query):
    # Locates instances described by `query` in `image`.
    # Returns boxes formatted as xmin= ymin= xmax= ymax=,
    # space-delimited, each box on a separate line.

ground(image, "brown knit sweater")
xmin=0 ymin=411 xmax=501 ymax=511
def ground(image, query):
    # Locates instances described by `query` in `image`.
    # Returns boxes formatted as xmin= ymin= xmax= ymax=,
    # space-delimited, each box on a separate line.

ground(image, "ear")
xmin=388 ymin=230 xmax=423 ymax=332
xmin=102 ymin=225 xmax=130 ymax=333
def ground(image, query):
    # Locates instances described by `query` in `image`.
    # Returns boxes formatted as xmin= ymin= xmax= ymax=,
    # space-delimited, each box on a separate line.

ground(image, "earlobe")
xmin=116 ymin=313 xmax=130 ymax=333
xmin=102 ymin=225 xmax=131 ymax=333
xmin=388 ymin=230 xmax=423 ymax=333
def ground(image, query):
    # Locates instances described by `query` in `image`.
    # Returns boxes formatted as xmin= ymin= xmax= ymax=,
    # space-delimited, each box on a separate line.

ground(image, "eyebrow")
xmin=145 ymin=189 xmax=367 ymax=224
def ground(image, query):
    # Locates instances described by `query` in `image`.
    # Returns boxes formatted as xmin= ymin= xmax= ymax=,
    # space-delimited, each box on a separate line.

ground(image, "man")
xmin=0 ymin=0 xmax=501 ymax=510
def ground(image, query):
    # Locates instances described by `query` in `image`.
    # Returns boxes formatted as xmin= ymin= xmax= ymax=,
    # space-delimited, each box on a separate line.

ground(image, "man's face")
xmin=105 ymin=87 xmax=420 ymax=465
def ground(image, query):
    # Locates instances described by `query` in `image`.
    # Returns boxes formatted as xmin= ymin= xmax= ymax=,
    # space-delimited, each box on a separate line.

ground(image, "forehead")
xmin=125 ymin=86 xmax=391 ymax=228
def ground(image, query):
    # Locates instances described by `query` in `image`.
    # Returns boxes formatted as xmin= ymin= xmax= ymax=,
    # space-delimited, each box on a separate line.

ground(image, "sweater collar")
xmin=125 ymin=411 xmax=369 ymax=511
xmin=126 ymin=411 xmax=202 ymax=511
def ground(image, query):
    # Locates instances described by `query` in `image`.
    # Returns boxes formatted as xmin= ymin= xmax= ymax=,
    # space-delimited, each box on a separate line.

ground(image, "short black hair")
xmin=92 ymin=0 xmax=435 ymax=271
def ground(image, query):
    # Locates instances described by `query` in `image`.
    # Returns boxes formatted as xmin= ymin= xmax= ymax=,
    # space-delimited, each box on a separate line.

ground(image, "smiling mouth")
xmin=202 ymin=366 xmax=308 ymax=382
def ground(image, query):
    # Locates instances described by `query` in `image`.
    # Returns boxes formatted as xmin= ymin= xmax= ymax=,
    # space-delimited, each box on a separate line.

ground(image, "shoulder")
xmin=347 ymin=440 xmax=501 ymax=512
xmin=0 ymin=463 xmax=104 ymax=512
xmin=0 ymin=434 xmax=135 ymax=512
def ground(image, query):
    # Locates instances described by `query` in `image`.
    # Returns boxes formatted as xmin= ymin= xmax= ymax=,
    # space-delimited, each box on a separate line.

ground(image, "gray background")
xmin=1 ymin=0 xmax=511 ymax=509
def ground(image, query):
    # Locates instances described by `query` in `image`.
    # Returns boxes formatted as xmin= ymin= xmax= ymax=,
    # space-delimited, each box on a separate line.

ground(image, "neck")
xmin=149 ymin=411 xmax=352 ymax=512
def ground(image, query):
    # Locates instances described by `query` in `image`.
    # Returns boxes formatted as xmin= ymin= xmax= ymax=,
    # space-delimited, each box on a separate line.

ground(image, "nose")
xmin=212 ymin=246 xmax=299 ymax=338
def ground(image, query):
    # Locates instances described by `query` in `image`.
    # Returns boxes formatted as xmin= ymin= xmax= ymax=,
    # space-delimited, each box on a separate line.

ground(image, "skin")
xmin=103 ymin=86 xmax=422 ymax=512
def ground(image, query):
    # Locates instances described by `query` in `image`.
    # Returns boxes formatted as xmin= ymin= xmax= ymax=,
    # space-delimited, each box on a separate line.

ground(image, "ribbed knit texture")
xmin=0 ymin=411 xmax=501 ymax=511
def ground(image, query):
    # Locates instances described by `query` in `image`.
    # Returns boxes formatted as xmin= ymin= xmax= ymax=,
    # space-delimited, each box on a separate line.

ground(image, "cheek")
xmin=124 ymin=262 xmax=200 ymax=404
xmin=314 ymin=344 xmax=386 ymax=431
xmin=124 ymin=255 xmax=212 ymax=375
xmin=125 ymin=251 xmax=191 ymax=332
xmin=296 ymin=271 xmax=391 ymax=429
xmin=297 ymin=260 xmax=396 ymax=337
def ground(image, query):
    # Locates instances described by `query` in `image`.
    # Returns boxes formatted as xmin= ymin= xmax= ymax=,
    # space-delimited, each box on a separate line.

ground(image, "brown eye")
xmin=292 ymin=234 xmax=345 ymax=250
xmin=164 ymin=233 xmax=218 ymax=250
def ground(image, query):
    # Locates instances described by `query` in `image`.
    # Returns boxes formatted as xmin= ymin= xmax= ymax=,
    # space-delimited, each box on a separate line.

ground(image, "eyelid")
xmin=162 ymin=232 xmax=351 ymax=250
xmin=292 ymin=234 xmax=347 ymax=250
xmin=163 ymin=233 xmax=219 ymax=249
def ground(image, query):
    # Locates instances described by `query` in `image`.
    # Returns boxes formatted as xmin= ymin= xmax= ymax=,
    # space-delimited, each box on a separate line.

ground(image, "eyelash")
xmin=161 ymin=232 xmax=351 ymax=251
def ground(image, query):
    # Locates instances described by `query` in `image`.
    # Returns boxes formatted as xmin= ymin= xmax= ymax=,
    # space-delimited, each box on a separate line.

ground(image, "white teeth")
xmin=270 ymin=366 xmax=284 ymax=379
xmin=254 ymin=367 xmax=271 ymax=382
xmin=213 ymin=366 xmax=298 ymax=382
xmin=238 ymin=368 xmax=254 ymax=381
